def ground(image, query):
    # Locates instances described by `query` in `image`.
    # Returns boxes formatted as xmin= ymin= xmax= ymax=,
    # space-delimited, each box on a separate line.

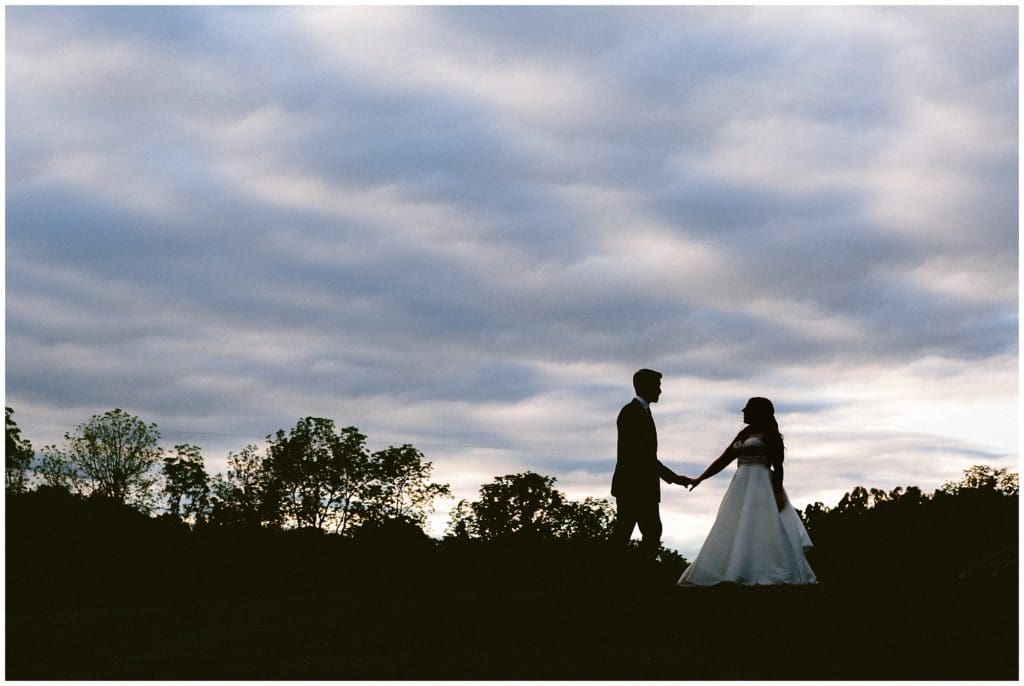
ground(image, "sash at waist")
xmin=737 ymin=455 xmax=771 ymax=466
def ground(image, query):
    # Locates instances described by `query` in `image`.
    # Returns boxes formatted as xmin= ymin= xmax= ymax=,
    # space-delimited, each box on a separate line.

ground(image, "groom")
xmin=612 ymin=368 xmax=691 ymax=561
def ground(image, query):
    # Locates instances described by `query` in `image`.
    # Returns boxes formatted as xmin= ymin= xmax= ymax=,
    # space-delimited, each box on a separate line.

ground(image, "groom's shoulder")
xmin=618 ymin=399 xmax=640 ymax=418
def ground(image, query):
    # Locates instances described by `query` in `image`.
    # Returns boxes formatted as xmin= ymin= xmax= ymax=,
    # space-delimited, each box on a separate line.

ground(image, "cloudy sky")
xmin=5 ymin=6 xmax=1018 ymax=556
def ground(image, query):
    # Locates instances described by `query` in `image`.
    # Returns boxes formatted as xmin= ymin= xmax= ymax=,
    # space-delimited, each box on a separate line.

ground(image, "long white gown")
xmin=677 ymin=436 xmax=817 ymax=587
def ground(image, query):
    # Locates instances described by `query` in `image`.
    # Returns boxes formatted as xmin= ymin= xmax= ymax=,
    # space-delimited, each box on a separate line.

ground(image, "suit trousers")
xmin=613 ymin=497 xmax=662 ymax=560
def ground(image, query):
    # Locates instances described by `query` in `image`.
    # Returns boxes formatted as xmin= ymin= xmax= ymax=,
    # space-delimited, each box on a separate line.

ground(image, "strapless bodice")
xmin=733 ymin=436 xmax=772 ymax=466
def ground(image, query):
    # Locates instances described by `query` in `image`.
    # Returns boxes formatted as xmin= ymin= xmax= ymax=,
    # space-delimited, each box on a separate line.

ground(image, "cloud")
xmin=5 ymin=6 xmax=1016 ymax=556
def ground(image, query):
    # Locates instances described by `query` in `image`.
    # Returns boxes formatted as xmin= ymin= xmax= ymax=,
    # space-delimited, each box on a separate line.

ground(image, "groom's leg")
xmin=612 ymin=498 xmax=638 ymax=546
xmin=636 ymin=503 xmax=663 ymax=560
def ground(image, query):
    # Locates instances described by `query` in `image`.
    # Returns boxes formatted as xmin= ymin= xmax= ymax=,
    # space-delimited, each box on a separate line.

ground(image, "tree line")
xmin=798 ymin=464 xmax=1018 ymax=583
xmin=7 ymin=405 xmax=1017 ymax=577
xmin=6 ymin=406 xmax=621 ymax=545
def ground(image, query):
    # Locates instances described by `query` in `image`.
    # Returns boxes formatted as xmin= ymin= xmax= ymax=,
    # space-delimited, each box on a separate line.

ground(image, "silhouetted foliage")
xmin=446 ymin=471 xmax=616 ymax=542
xmin=6 ymin=407 xmax=34 ymax=494
xmin=653 ymin=541 xmax=688 ymax=571
xmin=801 ymin=465 xmax=1018 ymax=585
xmin=835 ymin=484 xmax=870 ymax=513
xmin=264 ymin=417 xmax=371 ymax=531
xmin=447 ymin=471 xmax=566 ymax=539
xmin=200 ymin=419 xmax=452 ymax=536
xmin=361 ymin=444 xmax=452 ymax=527
xmin=260 ymin=418 xmax=452 ymax=533
xmin=161 ymin=444 xmax=211 ymax=525
xmin=209 ymin=444 xmax=282 ymax=528
xmin=36 ymin=408 xmax=162 ymax=510
xmin=939 ymin=464 xmax=1018 ymax=496
xmin=352 ymin=514 xmax=435 ymax=554
xmin=561 ymin=496 xmax=617 ymax=541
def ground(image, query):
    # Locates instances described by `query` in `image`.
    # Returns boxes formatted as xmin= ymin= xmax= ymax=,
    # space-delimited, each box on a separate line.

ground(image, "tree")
xmin=461 ymin=472 xmax=566 ymax=539
xmin=208 ymin=420 xmax=447 ymax=535
xmin=209 ymin=444 xmax=282 ymax=528
xmin=6 ymin=407 xmax=34 ymax=495
xmin=446 ymin=471 xmax=615 ymax=542
xmin=264 ymin=418 xmax=371 ymax=532
xmin=162 ymin=444 xmax=211 ymax=525
xmin=654 ymin=542 xmax=689 ymax=571
xmin=361 ymin=444 xmax=451 ymax=528
xmin=560 ymin=496 xmax=616 ymax=542
xmin=446 ymin=498 xmax=477 ymax=540
xmin=37 ymin=408 xmax=162 ymax=509
xmin=835 ymin=485 xmax=869 ymax=513
xmin=940 ymin=464 xmax=1019 ymax=496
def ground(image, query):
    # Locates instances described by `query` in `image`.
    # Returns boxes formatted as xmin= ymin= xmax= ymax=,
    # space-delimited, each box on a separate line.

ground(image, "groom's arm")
xmin=660 ymin=468 xmax=694 ymax=486
xmin=616 ymin=404 xmax=641 ymax=463
xmin=657 ymin=460 xmax=685 ymax=484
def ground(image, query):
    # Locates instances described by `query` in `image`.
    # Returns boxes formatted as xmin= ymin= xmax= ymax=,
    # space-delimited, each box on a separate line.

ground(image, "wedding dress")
xmin=677 ymin=436 xmax=817 ymax=586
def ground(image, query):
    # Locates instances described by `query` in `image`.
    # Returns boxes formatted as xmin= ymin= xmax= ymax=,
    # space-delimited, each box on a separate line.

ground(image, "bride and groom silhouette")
xmin=612 ymin=368 xmax=816 ymax=587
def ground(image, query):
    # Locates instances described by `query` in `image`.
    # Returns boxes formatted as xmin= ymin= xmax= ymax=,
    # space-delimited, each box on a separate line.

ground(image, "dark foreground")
xmin=8 ymin=576 xmax=1019 ymax=680
xmin=6 ymin=512 xmax=1018 ymax=680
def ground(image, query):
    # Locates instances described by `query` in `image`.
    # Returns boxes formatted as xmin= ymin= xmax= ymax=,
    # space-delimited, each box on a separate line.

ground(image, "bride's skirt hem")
xmin=676 ymin=579 xmax=818 ymax=588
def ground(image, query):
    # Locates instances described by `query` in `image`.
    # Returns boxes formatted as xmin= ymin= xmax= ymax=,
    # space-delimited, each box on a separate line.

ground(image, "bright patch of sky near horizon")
xmin=5 ymin=5 xmax=1017 ymax=557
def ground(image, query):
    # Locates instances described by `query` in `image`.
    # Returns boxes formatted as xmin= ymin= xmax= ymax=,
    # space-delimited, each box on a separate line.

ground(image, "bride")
xmin=678 ymin=397 xmax=816 ymax=587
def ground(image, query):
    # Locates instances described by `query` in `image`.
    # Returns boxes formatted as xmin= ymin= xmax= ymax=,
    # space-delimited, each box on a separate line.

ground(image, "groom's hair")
xmin=633 ymin=368 xmax=662 ymax=392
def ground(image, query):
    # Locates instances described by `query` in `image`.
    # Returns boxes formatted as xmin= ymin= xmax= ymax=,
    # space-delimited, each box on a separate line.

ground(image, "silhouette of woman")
xmin=678 ymin=397 xmax=816 ymax=586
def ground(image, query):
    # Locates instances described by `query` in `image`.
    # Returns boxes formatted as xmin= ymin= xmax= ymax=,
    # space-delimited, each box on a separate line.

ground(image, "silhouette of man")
xmin=612 ymin=368 xmax=690 ymax=560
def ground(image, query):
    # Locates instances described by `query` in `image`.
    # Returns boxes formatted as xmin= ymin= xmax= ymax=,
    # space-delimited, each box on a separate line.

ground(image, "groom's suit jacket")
xmin=612 ymin=399 xmax=677 ymax=503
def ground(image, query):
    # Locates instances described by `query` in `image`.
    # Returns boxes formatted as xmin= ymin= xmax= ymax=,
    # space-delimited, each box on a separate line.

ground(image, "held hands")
xmin=674 ymin=474 xmax=697 ymax=488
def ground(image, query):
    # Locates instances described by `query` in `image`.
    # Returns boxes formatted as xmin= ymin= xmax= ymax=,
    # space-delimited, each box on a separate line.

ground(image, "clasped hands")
xmin=672 ymin=474 xmax=699 ymax=489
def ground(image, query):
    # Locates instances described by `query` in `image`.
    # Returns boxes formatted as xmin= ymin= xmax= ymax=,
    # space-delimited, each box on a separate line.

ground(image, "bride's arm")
xmin=689 ymin=434 xmax=741 ymax=489
xmin=770 ymin=445 xmax=785 ymax=510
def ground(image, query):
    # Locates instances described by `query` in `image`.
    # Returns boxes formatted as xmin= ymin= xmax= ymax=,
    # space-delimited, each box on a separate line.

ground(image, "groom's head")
xmin=633 ymin=368 xmax=663 ymax=403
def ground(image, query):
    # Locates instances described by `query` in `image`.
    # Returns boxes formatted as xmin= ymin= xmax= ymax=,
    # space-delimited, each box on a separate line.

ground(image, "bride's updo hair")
xmin=746 ymin=397 xmax=784 ymax=460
